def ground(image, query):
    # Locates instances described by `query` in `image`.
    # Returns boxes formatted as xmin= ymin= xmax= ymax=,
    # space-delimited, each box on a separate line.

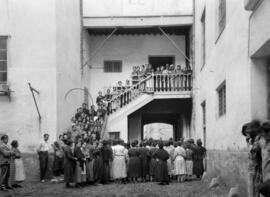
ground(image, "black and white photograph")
xmin=0 ymin=0 xmax=270 ymax=196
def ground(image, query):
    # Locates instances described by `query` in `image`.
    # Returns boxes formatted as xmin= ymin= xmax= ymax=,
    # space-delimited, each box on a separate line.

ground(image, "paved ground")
xmin=1 ymin=180 xmax=228 ymax=197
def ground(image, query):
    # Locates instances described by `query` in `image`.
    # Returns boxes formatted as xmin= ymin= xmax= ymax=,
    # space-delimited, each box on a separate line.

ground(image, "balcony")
xmin=107 ymin=73 xmax=192 ymax=115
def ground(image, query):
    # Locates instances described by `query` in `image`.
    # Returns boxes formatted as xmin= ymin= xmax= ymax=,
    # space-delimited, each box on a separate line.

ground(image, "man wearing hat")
xmin=0 ymin=135 xmax=14 ymax=191
xmin=241 ymin=121 xmax=262 ymax=197
xmin=257 ymin=121 xmax=270 ymax=196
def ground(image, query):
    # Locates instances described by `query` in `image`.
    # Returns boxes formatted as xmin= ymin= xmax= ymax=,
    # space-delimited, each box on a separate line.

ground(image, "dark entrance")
xmin=128 ymin=99 xmax=192 ymax=142
xmin=148 ymin=56 xmax=175 ymax=71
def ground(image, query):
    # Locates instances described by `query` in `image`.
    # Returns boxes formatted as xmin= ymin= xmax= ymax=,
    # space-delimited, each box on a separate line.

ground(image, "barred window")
xmin=104 ymin=60 xmax=122 ymax=73
xmin=217 ymin=82 xmax=226 ymax=117
xmin=109 ymin=132 xmax=120 ymax=140
xmin=0 ymin=37 xmax=7 ymax=83
xmin=218 ymin=0 xmax=226 ymax=35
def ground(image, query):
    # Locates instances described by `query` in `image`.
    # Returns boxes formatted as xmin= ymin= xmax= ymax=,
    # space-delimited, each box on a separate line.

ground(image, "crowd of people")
xmin=37 ymin=127 xmax=206 ymax=188
xmin=131 ymin=63 xmax=192 ymax=85
xmin=242 ymin=120 xmax=270 ymax=197
xmin=0 ymin=135 xmax=25 ymax=191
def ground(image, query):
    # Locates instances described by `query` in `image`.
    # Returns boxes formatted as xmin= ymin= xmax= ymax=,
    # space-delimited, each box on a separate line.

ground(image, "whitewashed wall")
xmin=85 ymin=34 xmax=186 ymax=101
xmin=0 ymin=0 xmax=57 ymax=152
xmin=83 ymin=0 xmax=193 ymax=17
xmin=193 ymin=0 xmax=269 ymax=151
xmin=0 ymin=0 xmax=83 ymax=152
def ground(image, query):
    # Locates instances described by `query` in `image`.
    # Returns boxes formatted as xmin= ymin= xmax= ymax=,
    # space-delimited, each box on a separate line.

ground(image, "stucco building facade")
xmin=193 ymin=0 xmax=270 ymax=194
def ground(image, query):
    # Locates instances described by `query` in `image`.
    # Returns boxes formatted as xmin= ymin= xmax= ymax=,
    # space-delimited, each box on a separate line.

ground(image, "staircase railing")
xmin=106 ymin=72 xmax=192 ymax=115
xmin=107 ymin=75 xmax=153 ymax=115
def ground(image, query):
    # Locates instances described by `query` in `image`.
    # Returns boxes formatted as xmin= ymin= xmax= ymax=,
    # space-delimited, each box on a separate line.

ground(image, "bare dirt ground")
xmin=2 ymin=180 xmax=228 ymax=197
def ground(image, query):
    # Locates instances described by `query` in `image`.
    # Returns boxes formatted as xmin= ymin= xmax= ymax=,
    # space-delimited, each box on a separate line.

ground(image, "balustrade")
xmin=107 ymin=73 xmax=192 ymax=115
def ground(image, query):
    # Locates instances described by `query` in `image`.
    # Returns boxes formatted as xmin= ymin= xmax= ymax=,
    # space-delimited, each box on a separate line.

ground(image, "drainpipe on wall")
xmin=191 ymin=0 xmax=196 ymax=139
xmin=79 ymin=0 xmax=84 ymax=76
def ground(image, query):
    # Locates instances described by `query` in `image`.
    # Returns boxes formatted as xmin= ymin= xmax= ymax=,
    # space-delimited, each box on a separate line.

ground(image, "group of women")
xmin=57 ymin=135 xmax=206 ymax=188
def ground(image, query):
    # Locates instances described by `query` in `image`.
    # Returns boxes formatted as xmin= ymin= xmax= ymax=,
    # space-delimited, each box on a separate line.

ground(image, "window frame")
xmin=217 ymin=81 xmax=226 ymax=117
xmin=0 ymin=36 xmax=8 ymax=84
xmin=201 ymin=100 xmax=206 ymax=127
xmin=216 ymin=0 xmax=226 ymax=43
xmin=104 ymin=60 xmax=123 ymax=73
xmin=109 ymin=132 xmax=120 ymax=140
xmin=200 ymin=8 xmax=206 ymax=70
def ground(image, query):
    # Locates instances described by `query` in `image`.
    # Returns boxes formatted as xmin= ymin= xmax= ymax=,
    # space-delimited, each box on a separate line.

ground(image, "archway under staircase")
xmin=128 ymin=98 xmax=192 ymax=142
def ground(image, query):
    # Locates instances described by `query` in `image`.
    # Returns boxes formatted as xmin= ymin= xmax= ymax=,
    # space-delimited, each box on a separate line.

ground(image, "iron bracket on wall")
xmin=28 ymin=83 xmax=41 ymax=120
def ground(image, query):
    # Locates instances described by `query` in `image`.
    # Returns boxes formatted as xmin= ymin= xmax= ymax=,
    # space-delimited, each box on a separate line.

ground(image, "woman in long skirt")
xmin=185 ymin=142 xmax=194 ymax=180
xmin=139 ymin=142 xmax=150 ymax=182
xmin=112 ymin=140 xmax=127 ymax=183
xmin=128 ymin=141 xmax=141 ymax=182
xmin=153 ymin=142 xmax=169 ymax=185
xmin=10 ymin=140 xmax=24 ymax=188
xmin=64 ymin=141 xmax=77 ymax=188
xmin=93 ymin=145 xmax=103 ymax=183
xmin=192 ymin=139 xmax=206 ymax=179
xmin=74 ymin=140 xmax=86 ymax=186
xmin=52 ymin=141 xmax=64 ymax=180
xmin=86 ymin=141 xmax=95 ymax=183
xmin=149 ymin=141 xmax=158 ymax=181
xmin=174 ymin=141 xmax=186 ymax=182
xmin=100 ymin=140 xmax=113 ymax=184
xmin=164 ymin=141 xmax=174 ymax=178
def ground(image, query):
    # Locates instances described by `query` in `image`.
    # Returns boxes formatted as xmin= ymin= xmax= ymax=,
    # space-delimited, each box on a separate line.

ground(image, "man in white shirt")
xmin=37 ymin=133 xmax=50 ymax=182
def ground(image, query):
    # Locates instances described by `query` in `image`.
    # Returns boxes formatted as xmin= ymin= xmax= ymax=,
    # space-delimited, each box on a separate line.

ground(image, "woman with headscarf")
xmin=153 ymin=141 xmax=169 ymax=185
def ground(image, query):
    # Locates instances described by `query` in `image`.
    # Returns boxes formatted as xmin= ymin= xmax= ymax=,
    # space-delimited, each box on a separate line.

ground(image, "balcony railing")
xmin=107 ymin=73 xmax=192 ymax=115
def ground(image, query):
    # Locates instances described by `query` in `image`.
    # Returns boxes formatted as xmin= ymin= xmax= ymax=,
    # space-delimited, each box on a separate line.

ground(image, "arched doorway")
xmin=143 ymin=123 xmax=173 ymax=140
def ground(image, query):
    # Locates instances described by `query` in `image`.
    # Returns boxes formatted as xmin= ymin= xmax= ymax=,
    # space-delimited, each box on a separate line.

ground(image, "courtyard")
xmin=8 ymin=180 xmax=227 ymax=197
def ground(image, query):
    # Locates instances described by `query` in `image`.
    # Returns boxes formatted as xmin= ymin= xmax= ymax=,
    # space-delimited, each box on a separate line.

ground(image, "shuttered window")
xmin=217 ymin=82 xmax=226 ymax=117
xmin=104 ymin=60 xmax=122 ymax=73
xmin=0 ymin=37 xmax=7 ymax=83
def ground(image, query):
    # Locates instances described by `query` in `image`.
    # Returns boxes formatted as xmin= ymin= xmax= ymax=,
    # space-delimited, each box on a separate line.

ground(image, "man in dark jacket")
xmin=0 ymin=135 xmax=14 ymax=191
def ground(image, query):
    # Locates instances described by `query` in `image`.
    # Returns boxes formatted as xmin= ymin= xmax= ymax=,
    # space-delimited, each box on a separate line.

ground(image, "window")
xmin=0 ymin=37 xmax=7 ymax=83
xmin=201 ymin=9 xmax=206 ymax=67
xmin=109 ymin=132 xmax=120 ymax=140
xmin=104 ymin=60 xmax=122 ymax=73
xmin=217 ymin=82 xmax=226 ymax=116
xmin=201 ymin=101 xmax=206 ymax=127
xmin=201 ymin=100 xmax=207 ymax=152
xmin=218 ymin=0 xmax=226 ymax=35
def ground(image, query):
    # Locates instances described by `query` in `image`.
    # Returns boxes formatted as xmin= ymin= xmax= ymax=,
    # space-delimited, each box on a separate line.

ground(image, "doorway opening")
xmin=143 ymin=123 xmax=173 ymax=140
xmin=148 ymin=56 xmax=175 ymax=71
